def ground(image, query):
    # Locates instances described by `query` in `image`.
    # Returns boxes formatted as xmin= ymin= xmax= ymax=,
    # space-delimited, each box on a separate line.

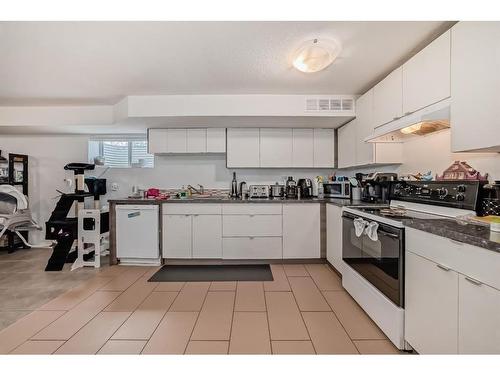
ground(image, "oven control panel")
xmin=390 ymin=180 xmax=483 ymax=210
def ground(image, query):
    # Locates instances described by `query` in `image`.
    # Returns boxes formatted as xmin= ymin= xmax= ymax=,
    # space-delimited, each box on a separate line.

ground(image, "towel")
xmin=353 ymin=218 xmax=367 ymax=237
xmin=364 ymin=221 xmax=379 ymax=242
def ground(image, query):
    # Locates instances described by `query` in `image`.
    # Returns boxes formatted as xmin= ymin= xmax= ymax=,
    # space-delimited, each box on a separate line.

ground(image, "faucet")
xmin=187 ymin=184 xmax=204 ymax=195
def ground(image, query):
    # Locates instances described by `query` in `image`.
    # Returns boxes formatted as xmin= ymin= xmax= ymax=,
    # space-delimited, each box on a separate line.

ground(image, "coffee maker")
xmin=361 ymin=172 xmax=398 ymax=203
xmin=297 ymin=178 xmax=313 ymax=198
xmin=285 ymin=176 xmax=298 ymax=199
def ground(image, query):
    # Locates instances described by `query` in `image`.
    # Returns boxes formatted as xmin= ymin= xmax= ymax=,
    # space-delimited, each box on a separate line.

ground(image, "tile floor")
xmin=0 ymin=250 xmax=401 ymax=355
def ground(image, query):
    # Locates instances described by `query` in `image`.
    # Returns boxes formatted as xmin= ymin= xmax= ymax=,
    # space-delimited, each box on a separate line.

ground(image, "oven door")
xmin=342 ymin=212 xmax=404 ymax=307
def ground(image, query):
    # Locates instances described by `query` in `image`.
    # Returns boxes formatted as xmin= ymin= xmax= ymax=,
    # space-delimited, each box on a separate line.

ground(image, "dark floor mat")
xmin=148 ymin=264 xmax=274 ymax=282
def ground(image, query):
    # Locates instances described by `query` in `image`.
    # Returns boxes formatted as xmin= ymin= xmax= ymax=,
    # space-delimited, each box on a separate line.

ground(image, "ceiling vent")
xmin=305 ymin=97 xmax=355 ymax=112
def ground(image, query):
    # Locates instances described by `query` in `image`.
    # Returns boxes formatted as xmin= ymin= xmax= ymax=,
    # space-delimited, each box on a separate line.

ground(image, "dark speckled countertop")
xmin=404 ymin=218 xmax=500 ymax=253
xmin=108 ymin=196 xmax=382 ymax=207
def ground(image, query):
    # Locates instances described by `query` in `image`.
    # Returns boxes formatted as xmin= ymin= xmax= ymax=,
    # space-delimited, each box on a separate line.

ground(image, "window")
xmin=88 ymin=137 xmax=154 ymax=168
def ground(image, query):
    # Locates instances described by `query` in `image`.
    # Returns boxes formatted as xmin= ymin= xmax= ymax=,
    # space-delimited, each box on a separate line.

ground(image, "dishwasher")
xmin=116 ymin=205 xmax=160 ymax=265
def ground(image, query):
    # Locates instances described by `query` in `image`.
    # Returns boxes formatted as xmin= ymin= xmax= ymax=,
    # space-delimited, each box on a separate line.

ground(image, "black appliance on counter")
xmin=360 ymin=172 xmax=398 ymax=203
xmin=297 ymin=178 xmax=313 ymax=198
xmin=479 ymin=181 xmax=500 ymax=216
xmin=285 ymin=176 xmax=297 ymax=199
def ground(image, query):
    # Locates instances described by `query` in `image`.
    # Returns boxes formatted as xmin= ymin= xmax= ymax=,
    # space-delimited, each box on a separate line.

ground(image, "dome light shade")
xmin=292 ymin=38 xmax=341 ymax=73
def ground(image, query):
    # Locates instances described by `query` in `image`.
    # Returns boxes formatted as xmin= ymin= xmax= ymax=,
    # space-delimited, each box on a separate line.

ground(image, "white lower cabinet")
xmin=326 ymin=204 xmax=343 ymax=273
xmin=222 ymin=215 xmax=282 ymax=237
xmin=222 ymin=237 xmax=282 ymax=259
xmin=458 ymin=274 xmax=500 ymax=354
xmin=163 ymin=214 xmax=192 ymax=258
xmin=405 ymin=251 xmax=458 ymax=354
xmin=282 ymin=204 xmax=320 ymax=258
xmin=192 ymin=215 xmax=222 ymax=258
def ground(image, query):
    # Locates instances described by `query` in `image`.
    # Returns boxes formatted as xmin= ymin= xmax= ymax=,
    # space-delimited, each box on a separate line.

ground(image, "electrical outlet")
xmin=111 ymin=182 xmax=119 ymax=191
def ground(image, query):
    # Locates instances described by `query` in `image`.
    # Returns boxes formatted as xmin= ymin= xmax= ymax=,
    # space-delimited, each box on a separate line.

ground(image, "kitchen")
xmin=1 ymin=7 xmax=500 ymax=369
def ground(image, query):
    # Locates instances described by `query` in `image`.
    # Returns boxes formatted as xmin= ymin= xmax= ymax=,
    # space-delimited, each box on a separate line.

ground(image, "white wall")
xmin=1 ymin=130 xmax=499 ymax=242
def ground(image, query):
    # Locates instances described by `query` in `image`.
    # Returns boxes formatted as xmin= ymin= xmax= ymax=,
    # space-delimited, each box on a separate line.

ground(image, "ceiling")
xmin=0 ymin=21 xmax=453 ymax=106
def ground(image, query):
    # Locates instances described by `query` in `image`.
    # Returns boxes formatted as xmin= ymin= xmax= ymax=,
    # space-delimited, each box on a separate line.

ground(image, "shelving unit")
xmin=0 ymin=152 xmax=29 ymax=253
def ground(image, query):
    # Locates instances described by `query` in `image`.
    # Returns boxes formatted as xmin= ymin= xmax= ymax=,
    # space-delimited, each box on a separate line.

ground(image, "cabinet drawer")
xmin=223 ymin=215 xmax=282 ymax=237
xmin=222 ymin=237 xmax=282 ymax=259
xmin=406 ymin=228 xmax=500 ymax=290
xmin=222 ymin=203 xmax=282 ymax=215
xmin=163 ymin=203 xmax=222 ymax=215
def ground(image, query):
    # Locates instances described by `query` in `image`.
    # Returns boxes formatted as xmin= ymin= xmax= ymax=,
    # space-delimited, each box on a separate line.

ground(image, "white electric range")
xmin=340 ymin=180 xmax=483 ymax=349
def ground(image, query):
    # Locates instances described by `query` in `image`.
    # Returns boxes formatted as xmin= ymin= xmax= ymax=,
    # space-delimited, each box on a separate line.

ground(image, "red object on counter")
xmin=146 ymin=188 xmax=160 ymax=198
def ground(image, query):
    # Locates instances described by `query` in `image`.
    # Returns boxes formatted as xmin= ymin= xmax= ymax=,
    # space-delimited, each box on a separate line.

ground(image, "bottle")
xmin=231 ymin=172 xmax=238 ymax=198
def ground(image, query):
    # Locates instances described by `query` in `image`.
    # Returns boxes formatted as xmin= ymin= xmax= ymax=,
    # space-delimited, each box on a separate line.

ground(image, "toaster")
xmin=248 ymin=185 xmax=270 ymax=198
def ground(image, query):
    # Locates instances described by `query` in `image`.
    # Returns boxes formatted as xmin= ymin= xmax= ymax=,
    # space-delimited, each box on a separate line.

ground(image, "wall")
xmin=1 ymin=129 xmax=499 ymax=242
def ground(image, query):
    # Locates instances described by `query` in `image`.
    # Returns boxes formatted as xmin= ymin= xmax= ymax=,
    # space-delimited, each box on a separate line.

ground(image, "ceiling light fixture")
xmin=292 ymin=38 xmax=341 ymax=73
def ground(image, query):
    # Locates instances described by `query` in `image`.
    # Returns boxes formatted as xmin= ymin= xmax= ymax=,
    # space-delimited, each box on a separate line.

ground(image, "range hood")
xmin=365 ymin=98 xmax=451 ymax=143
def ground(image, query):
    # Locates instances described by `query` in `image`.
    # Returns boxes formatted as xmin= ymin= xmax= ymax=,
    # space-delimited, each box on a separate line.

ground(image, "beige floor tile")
xmin=142 ymin=311 xmax=198 ymax=354
xmin=169 ymin=282 xmax=210 ymax=312
xmin=95 ymin=265 xmax=132 ymax=278
xmin=10 ymin=340 xmax=65 ymax=354
xmin=185 ymin=341 xmax=229 ymax=354
xmin=99 ymin=267 xmax=149 ymax=291
xmin=288 ymin=277 xmax=331 ymax=311
xmin=283 ymin=264 xmax=309 ymax=277
xmin=264 ymin=264 xmax=291 ymax=292
xmin=112 ymin=291 xmax=177 ymax=340
xmin=229 ymin=312 xmax=271 ymax=354
xmin=55 ymin=311 xmax=130 ymax=354
xmin=33 ymin=291 xmax=120 ymax=340
xmin=304 ymin=264 xmax=343 ymax=291
xmin=104 ymin=276 xmax=158 ymax=312
xmin=302 ymin=312 xmax=358 ymax=354
xmin=323 ymin=291 xmax=385 ymax=340
xmin=235 ymin=282 xmax=265 ymax=312
xmin=154 ymin=282 xmax=185 ymax=292
xmin=0 ymin=310 xmax=65 ymax=354
xmin=191 ymin=291 xmax=235 ymax=340
xmin=265 ymin=292 xmax=309 ymax=340
xmin=38 ymin=276 xmax=113 ymax=311
xmin=354 ymin=340 xmax=400 ymax=354
xmin=98 ymin=340 xmax=147 ymax=354
xmin=271 ymin=341 xmax=316 ymax=354
xmin=210 ymin=281 xmax=237 ymax=291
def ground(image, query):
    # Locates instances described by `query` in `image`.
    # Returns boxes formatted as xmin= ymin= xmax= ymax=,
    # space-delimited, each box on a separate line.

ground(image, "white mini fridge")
xmin=116 ymin=204 xmax=160 ymax=265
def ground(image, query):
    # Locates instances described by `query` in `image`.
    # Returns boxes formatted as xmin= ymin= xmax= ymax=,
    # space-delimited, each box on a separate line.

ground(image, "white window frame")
xmin=88 ymin=135 xmax=154 ymax=169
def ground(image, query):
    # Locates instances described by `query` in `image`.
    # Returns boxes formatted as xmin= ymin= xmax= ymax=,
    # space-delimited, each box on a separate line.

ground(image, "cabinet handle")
xmin=249 ymin=214 xmax=254 ymax=217
xmin=464 ymin=276 xmax=483 ymax=286
xmin=393 ymin=116 xmax=401 ymax=121
xmin=249 ymin=236 xmax=254 ymax=240
xmin=436 ymin=263 xmax=451 ymax=272
xmin=450 ymin=239 xmax=464 ymax=246
xmin=404 ymin=111 xmax=413 ymax=116
xmin=193 ymin=214 xmax=199 ymax=217
xmin=185 ymin=214 xmax=190 ymax=217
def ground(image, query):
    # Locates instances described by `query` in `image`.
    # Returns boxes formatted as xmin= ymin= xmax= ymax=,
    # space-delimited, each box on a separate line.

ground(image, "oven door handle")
xmin=377 ymin=229 xmax=399 ymax=239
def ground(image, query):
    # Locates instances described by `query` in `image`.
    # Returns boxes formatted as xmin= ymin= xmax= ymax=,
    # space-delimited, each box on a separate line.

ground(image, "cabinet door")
xmin=292 ymin=129 xmax=314 ymax=167
xmin=148 ymin=129 xmax=168 ymax=154
xmin=313 ymin=128 xmax=335 ymax=168
xmin=354 ymin=90 xmax=375 ymax=166
xmin=373 ymin=67 xmax=403 ymax=127
xmin=167 ymin=129 xmax=187 ymax=153
xmin=206 ymin=128 xmax=226 ymax=153
xmin=260 ymin=128 xmax=293 ymax=167
xmin=162 ymin=214 xmax=192 ymax=258
xmin=186 ymin=129 xmax=207 ymax=153
xmin=326 ymin=204 xmax=343 ymax=273
xmin=337 ymin=121 xmax=356 ymax=169
xmin=459 ymin=274 xmax=500 ymax=354
xmin=282 ymin=204 xmax=320 ymax=258
xmin=403 ymin=30 xmax=450 ymax=115
xmin=451 ymin=22 xmax=500 ymax=152
xmin=226 ymin=128 xmax=260 ymax=167
xmin=405 ymin=251 xmax=458 ymax=354
xmin=192 ymin=215 xmax=222 ymax=258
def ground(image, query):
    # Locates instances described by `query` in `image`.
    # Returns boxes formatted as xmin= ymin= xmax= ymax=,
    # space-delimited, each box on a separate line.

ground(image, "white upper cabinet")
xmin=206 ymin=128 xmax=226 ymax=153
xmin=292 ymin=129 xmax=314 ymax=167
xmin=402 ymin=30 xmax=451 ymax=115
xmin=186 ymin=129 xmax=207 ymax=153
xmin=354 ymin=90 xmax=375 ymax=166
xmin=260 ymin=128 xmax=293 ymax=167
xmin=372 ymin=67 xmax=403 ymax=128
xmin=337 ymin=120 xmax=356 ymax=169
xmin=451 ymin=22 xmax=500 ymax=152
xmin=226 ymin=128 xmax=260 ymax=167
xmin=148 ymin=129 xmax=168 ymax=154
xmin=313 ymin=128 xmax=335 ymax=168
xmin=167 ymin=129 xmax=187 ymax=153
